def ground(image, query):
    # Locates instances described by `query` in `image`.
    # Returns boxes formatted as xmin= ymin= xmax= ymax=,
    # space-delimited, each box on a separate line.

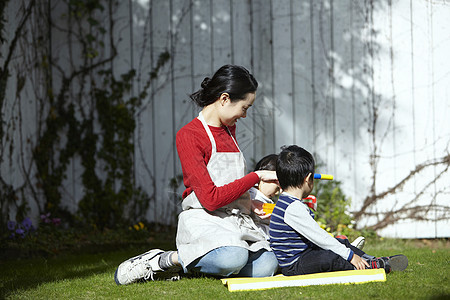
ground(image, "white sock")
xmin=158 ymin=251 xmax=176 ymax=269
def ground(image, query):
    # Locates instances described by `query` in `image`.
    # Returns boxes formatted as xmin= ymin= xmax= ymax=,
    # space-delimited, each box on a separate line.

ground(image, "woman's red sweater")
xmin=175 ymin=117 xmax=259 ymax=211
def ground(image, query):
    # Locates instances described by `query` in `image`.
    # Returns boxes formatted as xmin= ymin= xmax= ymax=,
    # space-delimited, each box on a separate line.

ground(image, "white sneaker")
xmin=114 ymin=249 xmax=164 ymax=285
xmin=351 ymin=236 xmax=365 ymax=250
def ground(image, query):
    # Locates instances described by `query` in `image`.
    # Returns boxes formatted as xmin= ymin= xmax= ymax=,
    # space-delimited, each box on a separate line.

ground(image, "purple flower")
xmin=52 ymin=218 xmax=61 ymax=226
xmin=41 ymin=213 xmax=51 ymax=223
xmin=22 ymin=217 xmax=33 ymax=231
xmin=15 ymin=228 xmax=25 ymax=238
xmin=7 ymin=221 xmax=16 ymax=231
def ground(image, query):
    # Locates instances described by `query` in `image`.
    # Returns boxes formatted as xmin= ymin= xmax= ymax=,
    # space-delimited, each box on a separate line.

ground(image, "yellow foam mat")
xmin=221 ymin=269 xmax=386 ymax=292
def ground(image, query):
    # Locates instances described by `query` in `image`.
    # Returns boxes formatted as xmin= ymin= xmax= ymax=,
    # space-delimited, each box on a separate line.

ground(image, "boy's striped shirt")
xmin=269 ymin=193 xmax=315 ymax=267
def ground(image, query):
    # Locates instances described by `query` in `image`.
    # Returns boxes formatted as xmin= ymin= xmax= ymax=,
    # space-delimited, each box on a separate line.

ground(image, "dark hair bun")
xmin=201 ymin=77 xmax=211 ymax=89
xmin=189 ymin=65 xmax=258 ymax=107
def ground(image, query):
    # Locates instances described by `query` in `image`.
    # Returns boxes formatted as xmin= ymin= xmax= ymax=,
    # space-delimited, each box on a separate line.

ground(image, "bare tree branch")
xmin=354 ymin=153 xmax=450 ymax=225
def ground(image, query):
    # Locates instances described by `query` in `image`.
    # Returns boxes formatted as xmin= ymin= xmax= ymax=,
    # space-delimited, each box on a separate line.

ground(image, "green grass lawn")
xmin=1 ymin=238 xmax=448 ymax=299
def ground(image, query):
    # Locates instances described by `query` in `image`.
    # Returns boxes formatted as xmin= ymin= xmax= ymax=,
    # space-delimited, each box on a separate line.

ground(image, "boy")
xmin=252 ymin=153 xmax=366 ymax=248
xmin=269 ymin=145 xmax=408 ymax=276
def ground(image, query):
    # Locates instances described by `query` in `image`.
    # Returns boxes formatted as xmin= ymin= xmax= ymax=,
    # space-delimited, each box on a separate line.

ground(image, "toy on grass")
xmin=221 ymin=269 xmax=386 ymax=292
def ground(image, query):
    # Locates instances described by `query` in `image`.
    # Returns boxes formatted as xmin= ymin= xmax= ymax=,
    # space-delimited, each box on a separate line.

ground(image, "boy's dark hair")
xmin=254 ymin=154 xmax=278 ymax=172
xmin=276 ymin=145 xmax=315 ymax=191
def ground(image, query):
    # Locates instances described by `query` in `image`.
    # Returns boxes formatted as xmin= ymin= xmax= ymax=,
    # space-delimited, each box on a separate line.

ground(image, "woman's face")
xmin=219 ymin=92 xmax=255 ymax=127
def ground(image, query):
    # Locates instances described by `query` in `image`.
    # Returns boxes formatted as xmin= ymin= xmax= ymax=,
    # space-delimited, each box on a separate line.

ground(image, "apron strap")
xmin=197 ymin=112 xmax=217 ymax=154
xmin=197 ymin=111 xmax=243 ymax=154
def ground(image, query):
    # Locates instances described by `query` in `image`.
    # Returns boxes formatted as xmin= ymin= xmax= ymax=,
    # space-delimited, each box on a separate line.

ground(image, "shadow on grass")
xmin=0 ymin=231 xmax=178 ymax=298
xmin=0 ymin=247 xmax=128 ymax=298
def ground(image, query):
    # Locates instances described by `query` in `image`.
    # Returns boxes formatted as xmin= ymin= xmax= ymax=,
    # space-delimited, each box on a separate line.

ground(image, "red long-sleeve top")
xmin=176 ymin=117 xmax=259 ymax=211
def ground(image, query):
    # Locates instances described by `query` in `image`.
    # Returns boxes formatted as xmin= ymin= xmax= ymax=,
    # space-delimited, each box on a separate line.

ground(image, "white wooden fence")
xmin=2 ymin=0 xmax=449 ymax=238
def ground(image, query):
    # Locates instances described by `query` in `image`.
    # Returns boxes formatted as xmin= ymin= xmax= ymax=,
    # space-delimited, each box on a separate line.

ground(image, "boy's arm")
xmin=284 ymin=201 xmax=354 ymax=262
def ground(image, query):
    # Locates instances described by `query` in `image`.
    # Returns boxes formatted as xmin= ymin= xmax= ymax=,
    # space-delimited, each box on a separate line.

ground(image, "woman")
xmin=115 ymin=65 xmax=279 ymax=285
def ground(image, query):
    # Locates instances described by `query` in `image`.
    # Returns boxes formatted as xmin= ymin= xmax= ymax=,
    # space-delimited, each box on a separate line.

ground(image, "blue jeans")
xmin=185 ymin=246 xmax=278 ymax=277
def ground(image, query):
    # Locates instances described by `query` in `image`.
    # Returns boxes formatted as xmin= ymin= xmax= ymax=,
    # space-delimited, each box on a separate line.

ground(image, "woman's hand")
xmin=251 ymin=199 xmax=271 ymax=219
xmin=254 ymin=170 xmax=278 ymax=184
xmin=350 ymin=254 xmax=370 ymax=270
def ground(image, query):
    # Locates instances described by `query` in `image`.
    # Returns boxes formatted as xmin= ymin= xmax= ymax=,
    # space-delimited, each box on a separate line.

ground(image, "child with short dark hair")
xmin=251 ymin=154 xmax=280 ymax=202
xmin=249 ymin=154 xmax=280 ymax=239
xmin=269 ymin=145 xmax=408 ymax=276
xmin=251 ymin=153 xmax=364 ymax=248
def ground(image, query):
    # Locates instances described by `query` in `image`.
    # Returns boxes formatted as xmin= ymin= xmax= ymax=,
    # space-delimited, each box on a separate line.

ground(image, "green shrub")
xmin=313 ymin=179 xmax=371 ymax=240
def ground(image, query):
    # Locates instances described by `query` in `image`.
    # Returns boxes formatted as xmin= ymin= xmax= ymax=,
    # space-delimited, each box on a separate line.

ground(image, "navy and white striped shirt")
xmin=269 ymin=192 xmax=353 ymax=268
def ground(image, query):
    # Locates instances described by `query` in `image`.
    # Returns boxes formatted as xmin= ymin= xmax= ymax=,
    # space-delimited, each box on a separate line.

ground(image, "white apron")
xmin=176 ymin=112 xmax=270 ymax=268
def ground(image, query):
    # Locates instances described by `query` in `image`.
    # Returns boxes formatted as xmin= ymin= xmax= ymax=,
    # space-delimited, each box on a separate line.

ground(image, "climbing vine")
xmin=1 ymin=0 xmax=170 ymax=229
xmin=0 ymin=0 xmax=27 ymax=227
